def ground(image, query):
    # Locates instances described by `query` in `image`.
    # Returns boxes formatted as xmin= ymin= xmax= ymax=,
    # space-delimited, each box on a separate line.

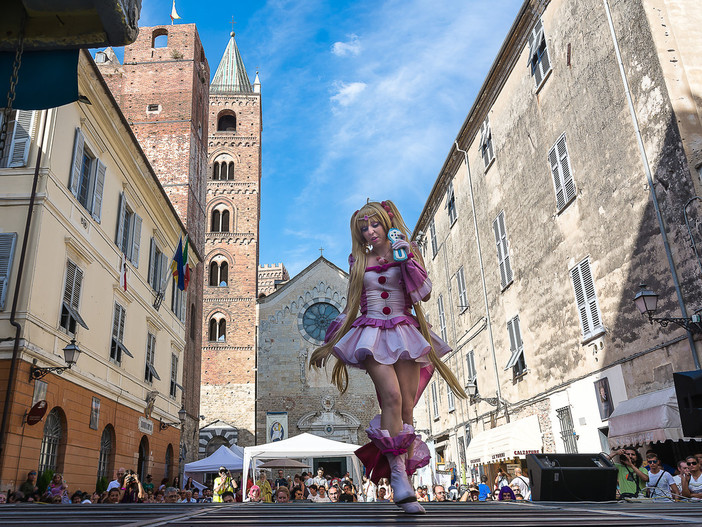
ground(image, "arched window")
xmin=152 ymin=29 xmax=168 ymax=48
xmin=97 ymin=425 xmax=115 ymax=481
xmin=206 ymin=435 xmax=229 ymax=457
xmin=208 ymin=315 xmax=227 ymax=341
xmin=212 ymin=162 xmax=220 ymax=180
xmin=39 ymin=408 xmax=65 ymax=475
xmin=211 ymin=207 xmax=231 ymax=232
xmin=165 ymin=444 xmax=174 ymax=481
xmin=219 ymin=262 xmax=228 ymax=286
xmin=221 ymin=210 xmax=230 ymax=232
xmin=209 ymin=261 xmax=219 ymax=286
xmin=138 ymin=436 xmax=149 ymax=480
xmin=211 ymin=210 xmax=221 ymax=232
xmin=217 ymin=113 xmax=237 ymax=132
xmin=228 ymin=162 xmax=235 ymax=180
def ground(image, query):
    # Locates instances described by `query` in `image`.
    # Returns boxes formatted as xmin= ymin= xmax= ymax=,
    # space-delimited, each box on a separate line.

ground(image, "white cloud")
xmin=332 ymin=34 xmax=362 ymax=56
xmin=330 ymin=81 xmax=367 ymax=106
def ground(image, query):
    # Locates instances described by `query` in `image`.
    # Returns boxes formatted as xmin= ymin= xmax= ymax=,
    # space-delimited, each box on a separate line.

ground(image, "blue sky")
xmin=134 ymin=0 xmax=524 ymax=276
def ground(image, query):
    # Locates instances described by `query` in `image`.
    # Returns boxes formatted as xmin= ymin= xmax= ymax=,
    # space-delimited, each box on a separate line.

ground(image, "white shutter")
xmin=0 ymin=233 xmax=17 ymax=310
xmin=130 ymin=214 xmax=142 ymax=267
xmin=8 ymin=110 xmax=35 ymax=167
xmin=180 ymin=290 xmax=187 ymax=323
xmin=69 ymin=128 xmax=85 ymax=197
xmin=115 ymin=192 xmax=126 ymax=251
xmin=571 ymin=259 xmax=603 ymax=339
xmin=159 ymin=252 xmax=169 ymax=294
xmin=505 ymin=316 xmax=524 ymax=370
xmin=437 ymin=294 xmax=447 ymax=342
xmin=148 ymin=238 xmax=156 ymax=287
xmin=91 ymin=160 xmax=106 ymax=222
xmin=549 ymin=143 xmax=565 ymax=209
xmin=71 ymin=267 xmax=83 ymax=311
xmin=493 ymin=212 xmax=513 ymax=288
xmin=557 ymin=135 xmax=576 ymax=204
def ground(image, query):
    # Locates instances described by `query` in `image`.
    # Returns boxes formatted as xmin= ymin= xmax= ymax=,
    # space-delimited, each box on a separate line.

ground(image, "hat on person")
xmin=219 ymin=466 xmax=227 ymax=472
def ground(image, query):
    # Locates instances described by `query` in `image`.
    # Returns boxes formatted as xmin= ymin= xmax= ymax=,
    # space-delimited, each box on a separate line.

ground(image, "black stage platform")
xmin=0 ymin=501 xmax=700 ymax=526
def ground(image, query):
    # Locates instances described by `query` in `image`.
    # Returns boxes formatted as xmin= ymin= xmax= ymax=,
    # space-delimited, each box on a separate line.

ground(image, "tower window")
xmin=209 ymin=316 xmax=226 ymax=342
xmin=152 ymin=29 xmax=168 ymax=48
xmin=217 ymin=114 xmax=237 ymax=132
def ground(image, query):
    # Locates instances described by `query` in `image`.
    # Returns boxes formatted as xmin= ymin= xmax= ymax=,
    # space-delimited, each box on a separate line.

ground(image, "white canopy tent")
xmin=183 ymin=444 xmax=245 ymax=485
xmin=242 ymin=433 xmax=363 ymax=500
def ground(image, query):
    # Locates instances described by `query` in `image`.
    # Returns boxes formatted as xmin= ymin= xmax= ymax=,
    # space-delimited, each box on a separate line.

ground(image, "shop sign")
xmin=138 ymin=416 xmax=153 ymax=435
xmin=27 ymin=400 xmax=48 ymax=425
xmin=491 ymin=452 xmax=506 ymax=460
xmin=514 ymin=450 xmax=539 ymax=456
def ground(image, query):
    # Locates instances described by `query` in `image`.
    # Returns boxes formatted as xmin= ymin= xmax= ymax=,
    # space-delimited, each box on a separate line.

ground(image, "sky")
xmin=133 ymin=0 xmax=524 ymax=276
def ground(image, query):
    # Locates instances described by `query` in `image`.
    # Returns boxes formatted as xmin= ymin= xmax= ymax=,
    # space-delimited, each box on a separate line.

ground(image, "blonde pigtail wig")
xmin=309 ymin=200 xmax=466 ymax=398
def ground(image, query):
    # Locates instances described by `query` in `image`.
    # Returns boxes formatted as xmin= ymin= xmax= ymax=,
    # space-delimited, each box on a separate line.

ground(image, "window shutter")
xmin=549 ymin=144 xmax=565 ymax=210
xmin=148 ymin=238 xmax=156 ymax=287
xmin=130 ymin=214 xmax=142 ymax=267
xmin=493 ymin=212 xmax=513 ymax=288
xmin=505 ymin=316 xmax=524 ymax=370
xmin=69 ymin=128 xmax=85 ymax=197
xmin=557 ymin=136 xmax=576 ymax=203
xmin=159 ymin=252 xmax=169 ymax=293
xmin=8 ymin=110 xmax=35 ymax=168
xmin=0 ymin=232 xmax=17 ymax=310
xmin=112 ymin=304 xmax=121 ymax=341
xmin=64 ymin=261 xmax=77 ymax=306
xmin=571 ymin=259 xmax=602 ymax=338
xmin=180 ymin=291 xmax=187 ymax=323
xmin=71 ymin=267 xmax=83 ymax=311
xmin=91 ymin=160 xmax=106 ymax=222
xmin=540 ymin=36 xmax=551 ymax=78
xmin=582 ymin=262 xmax=602 ymax=329
xmin=115 ymin=192 xmax=126 ymax=250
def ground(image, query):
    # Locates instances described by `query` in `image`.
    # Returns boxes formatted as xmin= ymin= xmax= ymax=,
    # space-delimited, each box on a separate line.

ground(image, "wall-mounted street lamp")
xmin=634 ymin=283 xmax=702 ymax=334
xmin=29 ymin=339 xmax=82 ymax=381
xmin=465 ymin=383 xmax=509 ymax=408
xmin=159 ymin=406 xmax=187 ymax=431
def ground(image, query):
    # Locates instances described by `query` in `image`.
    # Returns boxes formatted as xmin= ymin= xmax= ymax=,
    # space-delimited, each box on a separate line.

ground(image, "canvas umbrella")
xmin=256 ymin=458 xmax=311 ymax=469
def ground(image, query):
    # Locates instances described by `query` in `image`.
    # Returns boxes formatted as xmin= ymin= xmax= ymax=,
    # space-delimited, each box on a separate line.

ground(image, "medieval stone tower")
xmin=200 ymin=32 xmax=261 ymax=448
xmin=96 ymin=24 xmax=209 ymax=464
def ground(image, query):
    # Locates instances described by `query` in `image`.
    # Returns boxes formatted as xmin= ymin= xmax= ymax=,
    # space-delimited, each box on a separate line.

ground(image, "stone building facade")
xmin=257 ymin=257 xmax=379 ymax=473
xmin=258 ymin=263 xmax=290 ymax=297
xmin=412 ymin=0 xmax=702 ymax=486
xmin=0 ymin=51 xmax=195 ymax=490
xmin=199 ymin=33 xmax=262 ymax=448
xmin=96 ymin=24 xmax=209 ymax=465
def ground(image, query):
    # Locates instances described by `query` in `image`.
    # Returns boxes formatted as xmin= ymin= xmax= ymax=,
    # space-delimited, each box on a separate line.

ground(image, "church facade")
xmin=257 ymin=257 xmax=379 ymax=467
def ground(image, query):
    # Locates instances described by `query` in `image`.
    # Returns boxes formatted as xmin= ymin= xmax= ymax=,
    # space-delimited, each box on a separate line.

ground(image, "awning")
xmin=465 ymin=414 xmax=543 ymax=466
xmin=608 ymin=387 xmax=691 ymax=448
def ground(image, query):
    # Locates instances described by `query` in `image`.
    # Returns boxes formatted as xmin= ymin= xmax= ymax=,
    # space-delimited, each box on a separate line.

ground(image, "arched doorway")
xmin=138 ymin=435 xmax=149 ymax=480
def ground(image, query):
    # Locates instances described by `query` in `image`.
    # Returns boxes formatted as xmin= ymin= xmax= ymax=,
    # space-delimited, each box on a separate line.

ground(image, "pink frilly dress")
xmin=323 ymin=252 xmax=451 ymax=482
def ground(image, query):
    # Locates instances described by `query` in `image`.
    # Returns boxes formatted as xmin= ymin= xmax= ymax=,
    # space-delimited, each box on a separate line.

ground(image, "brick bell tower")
xmin=96 ymin=24 xmax=209 ymax=464
xmin=200 ymin=31 xmax=261 ymax=448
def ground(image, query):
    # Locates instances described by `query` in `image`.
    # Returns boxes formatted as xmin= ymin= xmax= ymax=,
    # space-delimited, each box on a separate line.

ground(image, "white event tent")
xmin=183 ymin=444 xmax=245 ymax=485
xmin=242 ymin=433 xmax=363 ymax=500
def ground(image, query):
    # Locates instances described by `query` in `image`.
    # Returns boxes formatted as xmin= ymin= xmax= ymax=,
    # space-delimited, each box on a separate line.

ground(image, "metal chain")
xmin=0 ymin=21 xmax=25 ymax=160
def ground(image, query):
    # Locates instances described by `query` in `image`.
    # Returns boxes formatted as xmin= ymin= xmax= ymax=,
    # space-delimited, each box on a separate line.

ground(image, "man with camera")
xmin=213 ymin=466 xmax=237 ymax=503
xmin=608 ymin=448 xmax=649 ymax=498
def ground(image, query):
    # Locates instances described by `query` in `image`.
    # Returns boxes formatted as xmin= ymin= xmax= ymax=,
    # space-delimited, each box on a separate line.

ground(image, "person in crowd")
xmin=673 ymin=459 xmax=690 ymax=489
xmin=609 ymin=447 xmax=649 ymax=498
xmin=515 ymin=493 xmax=524 ymax=500
xmin=276 ymin=486 xmax=290 ymax=503
xmin=191 ymin=488 xmax=200 ymax=502
xmin=142 ymin=474 xmax=155 ymax=493
xmin=44 ymin=472 xmax=68 ymax=502
xmin=311 ymin=467 xmax=328 ymax=489
xmin=172 ymin=476 xmax=181 ymax=490
xmin=152 ymin=490 xmax=164 ymax=503
xmin=377 ymin=486 xmax=390 ymax=502
xmin=432 ymin=485 xmax=447 ymax=502
xmin=416 ymin=485 xmax=428 ymax=502
xmin=157 ymin=478 xmax=169 ymax=491
xmin=213 ymin=466 xmax=237 ymax=503
xmin=107 ymin=468 xmax=126 ymax=492
xmin=292 ymin=486 xmax=305 ymax=500
xmin=248 ymin=485 xmax=262 ymax=502
xmin=478 ymin=475 xmax=491 ymax=501
xmin=220 ymin=491 xmax=235 ymax=503
xmin=7 ymin=491 xmax=24 ymax=503
xmin=256 ymin=471 xmax=273 ymax=503
xmin=315 ymin=485 xmax=330 ymax=502
xmin=328 ymin=486 xmax=341 ymax=503
xmin=681 ymin=455 xmax=702 ymax=499
xmin=510 ymin=467 xmax=531 ymax=500
xmin=121 ymin=471 xmax=146 ymax=503
xmin=0 ymin=492 xmax=5 ymax=504
xmin=70 ymin=490 xmax=83 ymax=504
xmin=104 ymin=488 xmax=120 ymax=504
xmin=341 ymin=481 xmax=357 ymax=502
xmin=183 ymin=477 xmax=194 ymax=491
xmin=89 ymin=492 xmax=100 ymax=504
xmin=361 ymin=475 xmax=376 ymax=502
xmin=494 ymin=467 xmax=510 ymax=492
xmin=164 ymin=487 xmax=179 ymax=503
xmin=274 ymin=470 xmax=287 ymax=490
xmin=307 ymin=483 xmax=319 ymax=501
xmin=498 ymin=486 xmax=516 ymax=501
xmin=19 ymin=470 xmax=38 ymax=498
xmin=645 ymin=452 xmax=679 ymax=501
xmin=310 ymin=201 xmax=466 ymax=515
xmin=179 ymin=490 xmax=196 ymax=503
xmin=292 ymin=473 xmax=306 ymax=497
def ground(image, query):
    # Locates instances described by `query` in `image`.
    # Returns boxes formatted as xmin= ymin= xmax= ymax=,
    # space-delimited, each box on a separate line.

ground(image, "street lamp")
xmin=466 ymin=383 xmax=507 ymax=408
xmin=29 ymin=339 xmax=82 ymax=381
xmin=160 ymin=405 xmax=187 ymax=431
xmin=634 ymin=283 xmax=702 ymax=334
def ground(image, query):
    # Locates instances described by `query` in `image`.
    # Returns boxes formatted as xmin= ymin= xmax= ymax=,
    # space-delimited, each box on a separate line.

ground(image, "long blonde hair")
xmin=309 ymin=200 xmax=466 ymax=399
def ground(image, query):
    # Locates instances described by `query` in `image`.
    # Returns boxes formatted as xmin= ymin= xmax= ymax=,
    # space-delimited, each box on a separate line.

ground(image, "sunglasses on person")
xmin=648 ymin=459 xmax=659 ymax=464
xmin=687 ymin=460 xmax=698 ymax=466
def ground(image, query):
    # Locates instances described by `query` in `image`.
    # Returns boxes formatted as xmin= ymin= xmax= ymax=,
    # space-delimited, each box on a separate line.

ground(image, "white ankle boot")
xmin=387 ymin=451 xmax=425 ymax=514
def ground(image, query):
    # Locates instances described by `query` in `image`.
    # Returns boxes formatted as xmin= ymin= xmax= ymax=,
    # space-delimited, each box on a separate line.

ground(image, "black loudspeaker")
xmin=674 ymin=370 xmax=702 ymax=437
xmin=526 ymin=453 xmax=617 ymax=501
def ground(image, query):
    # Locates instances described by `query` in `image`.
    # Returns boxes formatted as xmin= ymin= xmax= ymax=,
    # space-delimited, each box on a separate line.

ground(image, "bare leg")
xmin=394 ymin=360 xmax=420 ymax=426
xmin=364 ymin=357 xmax=402 ymax=435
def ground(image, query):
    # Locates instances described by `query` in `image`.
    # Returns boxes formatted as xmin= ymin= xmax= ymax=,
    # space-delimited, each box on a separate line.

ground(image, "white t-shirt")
xmin=312 ymin=494 xmax=330 ymax=502
xmin=684 ymin=473 xmax=702 ymax=497
xmin=510 ymin=475 xmax=530 ymax=499
xmin=646 ymin=470 xmax=676 ymax=500
xmin=362 ymin=481 xmax=377 ymax=502
xmin=312 ymin=476 xmax=328 ymax=489
xmin=106 ymin=479 xmax=120 ymax=491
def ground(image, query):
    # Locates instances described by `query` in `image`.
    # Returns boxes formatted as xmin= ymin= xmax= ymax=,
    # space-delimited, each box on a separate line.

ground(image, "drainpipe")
xmin=454 ymin=142 xmax=504 ymax=411
xmin=0 ymin=109 xmax=48 ymax=464
xmin=603 ymin=0 xmax=700 ymax=369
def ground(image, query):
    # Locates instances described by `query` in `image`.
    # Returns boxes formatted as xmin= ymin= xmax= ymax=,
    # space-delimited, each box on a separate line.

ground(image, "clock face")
xmin=302 ymin=302 xmax=340 ymax=342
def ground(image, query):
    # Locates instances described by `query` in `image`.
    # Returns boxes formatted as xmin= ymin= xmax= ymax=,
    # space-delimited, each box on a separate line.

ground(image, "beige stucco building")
xmin=412 ymin=0 xmax=702 ymax=486
xmin=0 ymin=50 xmax=199 ymax=492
